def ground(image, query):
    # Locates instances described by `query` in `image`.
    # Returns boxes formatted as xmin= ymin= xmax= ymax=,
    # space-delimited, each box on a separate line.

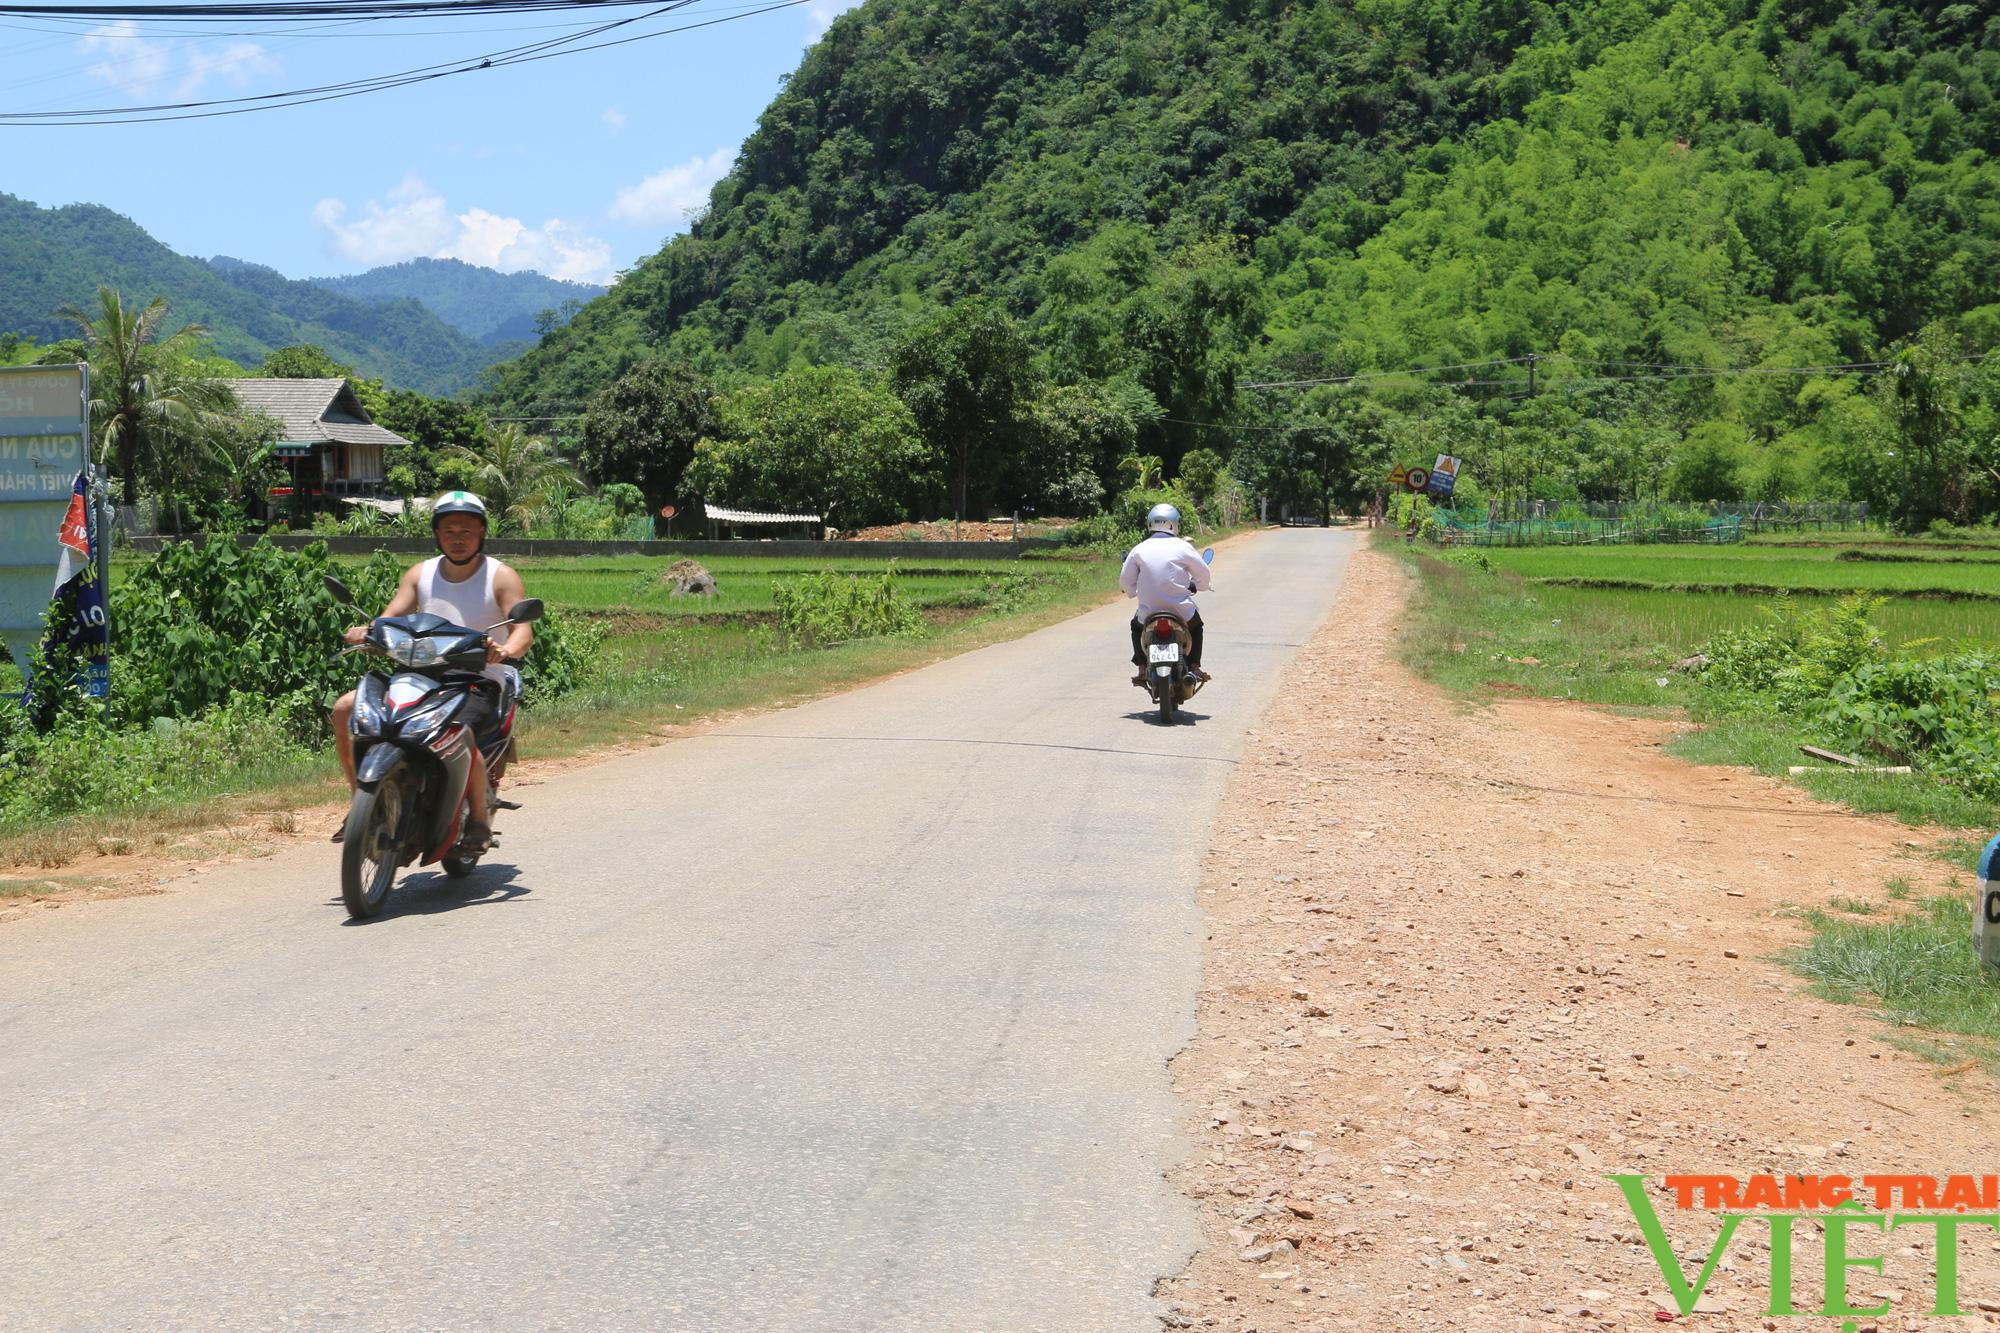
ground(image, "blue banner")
xmin=23 ymin=469 xmax=108 ymax=701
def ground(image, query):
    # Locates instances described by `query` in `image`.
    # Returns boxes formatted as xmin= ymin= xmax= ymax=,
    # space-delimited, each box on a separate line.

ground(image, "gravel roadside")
xmin=1162 ymin=539 xmax=2000 ymax=1332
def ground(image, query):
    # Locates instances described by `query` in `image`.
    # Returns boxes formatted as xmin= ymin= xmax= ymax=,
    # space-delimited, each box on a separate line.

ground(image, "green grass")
xmin=1394 ymin=541 xmax=2000 ymax=847
xmin=1479 ymin=542 xmax=2000 ymax=598
xmin=1529 ymin=584 xmax=2000 ymax=653
xmin=1748 ymin=531 xmax=2000 ymax=552
xmin=0 ymin=548 xmax=1122 ymax=867
xmin=1792 ymin=893 xmax=2000 ymax=1066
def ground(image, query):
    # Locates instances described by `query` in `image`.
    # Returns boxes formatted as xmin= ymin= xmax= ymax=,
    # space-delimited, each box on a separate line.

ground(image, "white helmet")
xmin=1145 ymin=503 xmax=1181 ymax=536
xmin=431 ymin=490 xmax=489 ymax=526
xmin=430 ymin=490 xmax=489 ymax=565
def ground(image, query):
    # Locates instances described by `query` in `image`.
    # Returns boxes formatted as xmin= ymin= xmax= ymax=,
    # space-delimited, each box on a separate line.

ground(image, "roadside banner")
xmin=41 ymin=468 xmax=108 ymax=697
xmin=1428 ymin=454 xmax=1462 ymax=498
xmin=0 ymin=364 xmax=96 ymax=682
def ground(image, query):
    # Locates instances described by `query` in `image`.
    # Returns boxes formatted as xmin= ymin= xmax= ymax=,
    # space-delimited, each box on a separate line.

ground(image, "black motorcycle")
xmin=326 ymin=576 xmax=542 ymax=919
xmin=1140 ymin=546 xmax=1214 ymax=725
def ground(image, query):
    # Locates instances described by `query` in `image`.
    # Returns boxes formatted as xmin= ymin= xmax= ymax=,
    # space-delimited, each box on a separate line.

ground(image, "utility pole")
xmin=1526 ymin=352 xmax=1538 ymax=397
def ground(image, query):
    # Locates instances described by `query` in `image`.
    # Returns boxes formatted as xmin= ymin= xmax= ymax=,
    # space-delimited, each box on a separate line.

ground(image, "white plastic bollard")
xmin=1975 ymin=835 xmax=2000 ymax=974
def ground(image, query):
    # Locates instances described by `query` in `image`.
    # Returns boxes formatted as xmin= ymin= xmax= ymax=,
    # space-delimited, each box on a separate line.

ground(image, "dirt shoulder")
xmin=1163 ymin=541 xmax=2000 ymax=1331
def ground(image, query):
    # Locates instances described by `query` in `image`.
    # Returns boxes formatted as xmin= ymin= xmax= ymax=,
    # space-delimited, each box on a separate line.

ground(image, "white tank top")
xmin=419 ymin=556 xmax=513 ymax=684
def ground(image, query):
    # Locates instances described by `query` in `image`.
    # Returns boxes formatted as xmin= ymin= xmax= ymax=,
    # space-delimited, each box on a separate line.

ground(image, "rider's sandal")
xmin=491 ymin=796 xmax=523 ymax=811
xmin=329 ymin=822 xmax=345 ymax=844
xmin=456 ymin=819 xmax=493 ymax=855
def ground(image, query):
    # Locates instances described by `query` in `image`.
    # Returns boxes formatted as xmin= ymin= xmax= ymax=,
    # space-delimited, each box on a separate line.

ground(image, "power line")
xmin=0 ymin=0 xmax=810 ymax=124
xmin=0 ymin=0 xmax=665 ymax=20
xmin=1241 ymin=357 xmax=1530 ymax=390
xmin=1243 ymin=352 xmax=1922 ymax=392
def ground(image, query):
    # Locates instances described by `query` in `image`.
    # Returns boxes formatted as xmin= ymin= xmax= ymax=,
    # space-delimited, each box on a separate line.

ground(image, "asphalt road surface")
xmin=0 ymin=528 xmax=1353 ymax=1332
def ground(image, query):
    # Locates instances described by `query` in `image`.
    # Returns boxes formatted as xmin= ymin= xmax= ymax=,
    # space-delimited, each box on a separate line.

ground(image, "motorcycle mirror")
xmin=506 ymin=598 xmax=545 ymax=624
xmin=324 ymin=574 xmax=355 ymax=605
xmin=1201 ymin=547 xmax=1215 ymax=564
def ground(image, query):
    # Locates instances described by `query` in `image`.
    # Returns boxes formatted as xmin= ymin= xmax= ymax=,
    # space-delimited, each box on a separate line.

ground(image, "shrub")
xmin=109 ymin=540 xmax=403 ymax=737
xmin=774 ymin=570 xmax=922 ymax=644
xmin=1696 ymin=594 xmax=1886 ymax=715
xmin=1818 ymin=654 xmax=2000 ymax=793
xmin=0 ymin=693 xmax=314 ymax=824
xmin=518 ymin=608 xmax=605 ymax=701
xmin=41 ymin=538 xmax=599 ymax=740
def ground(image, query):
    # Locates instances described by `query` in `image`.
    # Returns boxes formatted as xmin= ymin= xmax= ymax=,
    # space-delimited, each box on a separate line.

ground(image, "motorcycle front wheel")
xmin=340 ymin=775 xmax=404 ymax=919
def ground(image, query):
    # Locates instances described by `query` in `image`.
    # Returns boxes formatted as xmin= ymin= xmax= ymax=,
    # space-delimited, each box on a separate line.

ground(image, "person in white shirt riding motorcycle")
xmin=1119 ymin=503 xmax=1210 ymax=687
xmin=328 ymin=490 xmax=533 ymax=853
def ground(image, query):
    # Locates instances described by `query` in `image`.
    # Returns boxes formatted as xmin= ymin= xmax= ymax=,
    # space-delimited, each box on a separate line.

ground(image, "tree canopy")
xmin=475 ymin=0 xmax=2000 ymax=525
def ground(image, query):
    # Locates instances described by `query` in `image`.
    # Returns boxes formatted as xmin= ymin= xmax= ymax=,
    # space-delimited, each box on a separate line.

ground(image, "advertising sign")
xmin=1428 ymin=454 xmax=1463 ymax=498
xmin=0 ymin=364 xmax=96 ymax=680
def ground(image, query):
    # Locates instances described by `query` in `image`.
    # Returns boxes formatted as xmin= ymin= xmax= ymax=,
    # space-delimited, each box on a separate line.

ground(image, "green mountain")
xmin=0 ymin=194 xmax=509 ymax=394
xmin=484 ymin=0 xmax=2000 ymax=514
xmin=310 ymin=257 xmax=604 ymax=345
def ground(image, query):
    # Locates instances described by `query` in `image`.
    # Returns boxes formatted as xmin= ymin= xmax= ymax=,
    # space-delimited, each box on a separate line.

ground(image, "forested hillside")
xmin=310 ymin=257 xmax=604 ymax=345
xmin=0 ymin=195 xmax=510 ymax=394
xmin=486 ymin=0 xmax=2000 ymax=529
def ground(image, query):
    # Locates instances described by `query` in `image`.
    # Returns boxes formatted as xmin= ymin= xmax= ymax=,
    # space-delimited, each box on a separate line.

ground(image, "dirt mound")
xmin=837 ymin=519 xmax=1075 ymax=542
xmin=661 ymin=559 xmax=717 ymax=597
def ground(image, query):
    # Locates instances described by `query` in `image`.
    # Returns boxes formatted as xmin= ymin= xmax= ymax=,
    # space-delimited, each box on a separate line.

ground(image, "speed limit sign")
xmin=1404 ymin=468 xmax=1430 ymax=493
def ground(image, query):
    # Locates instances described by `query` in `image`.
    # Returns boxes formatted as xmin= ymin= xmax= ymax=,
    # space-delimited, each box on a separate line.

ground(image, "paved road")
xmin=0 ymin=528 xmax=1353 ymax=1332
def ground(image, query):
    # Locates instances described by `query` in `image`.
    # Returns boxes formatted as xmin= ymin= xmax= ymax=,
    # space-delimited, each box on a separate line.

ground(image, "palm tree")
xmin=443 ymin=424 xmax=582 ymax=531
xmin=59 ymin=287 xmax=235 ymax=507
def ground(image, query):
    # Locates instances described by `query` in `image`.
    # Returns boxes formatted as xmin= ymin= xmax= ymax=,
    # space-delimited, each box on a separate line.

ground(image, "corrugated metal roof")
xmin=226 ymin=378 xmax=409 ymax=450
xmin=706 ymin=505 xmax=823 ymax=524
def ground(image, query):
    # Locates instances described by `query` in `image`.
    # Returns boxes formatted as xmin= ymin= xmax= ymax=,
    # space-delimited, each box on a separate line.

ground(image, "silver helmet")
xmin=1145 ymin=503 xmax=1182 ymax=536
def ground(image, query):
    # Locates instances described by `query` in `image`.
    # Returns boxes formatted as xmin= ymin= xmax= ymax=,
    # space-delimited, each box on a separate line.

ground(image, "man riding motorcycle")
xmin=1119 ymin=503 xmax=1210 ymax=687
xmin=329 ymin=490 xmax=533 ymax=852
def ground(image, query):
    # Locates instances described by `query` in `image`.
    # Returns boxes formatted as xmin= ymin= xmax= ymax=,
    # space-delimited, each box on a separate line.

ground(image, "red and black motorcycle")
xmin=326 ymin=576 xmax=542 ymax=919
xmin=1140 ymin=546 xmax=1214 ymax=725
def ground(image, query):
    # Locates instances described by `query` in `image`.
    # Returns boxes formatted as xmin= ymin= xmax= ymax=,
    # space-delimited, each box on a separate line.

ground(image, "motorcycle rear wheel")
xmin=340 ymin=778 xmax=402 ymax=919
xmin=1157 ymin=674 xmax=1177 ymax=725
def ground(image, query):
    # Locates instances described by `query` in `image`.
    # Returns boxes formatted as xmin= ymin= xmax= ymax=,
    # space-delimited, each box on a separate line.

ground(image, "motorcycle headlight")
xmin=351 ymin=677 xmax=386 ymax=737
xmin=379 ymin=627 xmax=442 ymax=669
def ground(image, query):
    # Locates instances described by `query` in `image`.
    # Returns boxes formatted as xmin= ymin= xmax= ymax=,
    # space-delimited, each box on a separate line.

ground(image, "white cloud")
xmin=602 ymin=107 xmax=627 ymax=135
xmin=608 ymin=146 xmax=733 ymax=228
xmin=179 ymin=41 xmax=279 ymax=98
xmin=804 ymin=0 xmax=864 ymax=43
xmin=79 ymin=22 xmax=275 ymax=99
xmin=80 ymin=23 xmax=171 ymax=98
xmin=313 ymin=175 xmax=615 ymax=284
xmin=455 ymin=210 xmax=613 ymax=284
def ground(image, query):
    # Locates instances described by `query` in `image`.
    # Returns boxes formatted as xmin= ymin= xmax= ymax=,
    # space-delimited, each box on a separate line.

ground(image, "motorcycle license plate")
xmin=1148 ymin=643 xmax=1180 ymax=664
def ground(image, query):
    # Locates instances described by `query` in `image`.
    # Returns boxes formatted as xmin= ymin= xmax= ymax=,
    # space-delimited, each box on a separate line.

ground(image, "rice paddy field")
xmin=1473 ymin=540 xmax=2000 ymax=656
xmin=1398 ymin=532 xmax=2000 ymax=839
xmin=1401 ymin=535 xmax=2000 ymax=708
xmin=0 ymin=550 xmax=1111 ymax=715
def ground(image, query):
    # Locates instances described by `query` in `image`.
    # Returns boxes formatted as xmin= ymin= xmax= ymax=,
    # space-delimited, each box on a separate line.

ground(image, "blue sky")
xmin=0 ymin=0 xmax=864 ymax=286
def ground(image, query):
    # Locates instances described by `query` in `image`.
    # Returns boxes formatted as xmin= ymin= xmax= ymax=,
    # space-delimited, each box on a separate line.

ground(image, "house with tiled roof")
xmin=226 ymin=378 xmax=407 ymax=514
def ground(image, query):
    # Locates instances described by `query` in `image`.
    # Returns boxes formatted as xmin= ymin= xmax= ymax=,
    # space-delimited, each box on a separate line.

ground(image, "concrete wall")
xmin=123 ymin=534 xmax=1055 ymax=560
